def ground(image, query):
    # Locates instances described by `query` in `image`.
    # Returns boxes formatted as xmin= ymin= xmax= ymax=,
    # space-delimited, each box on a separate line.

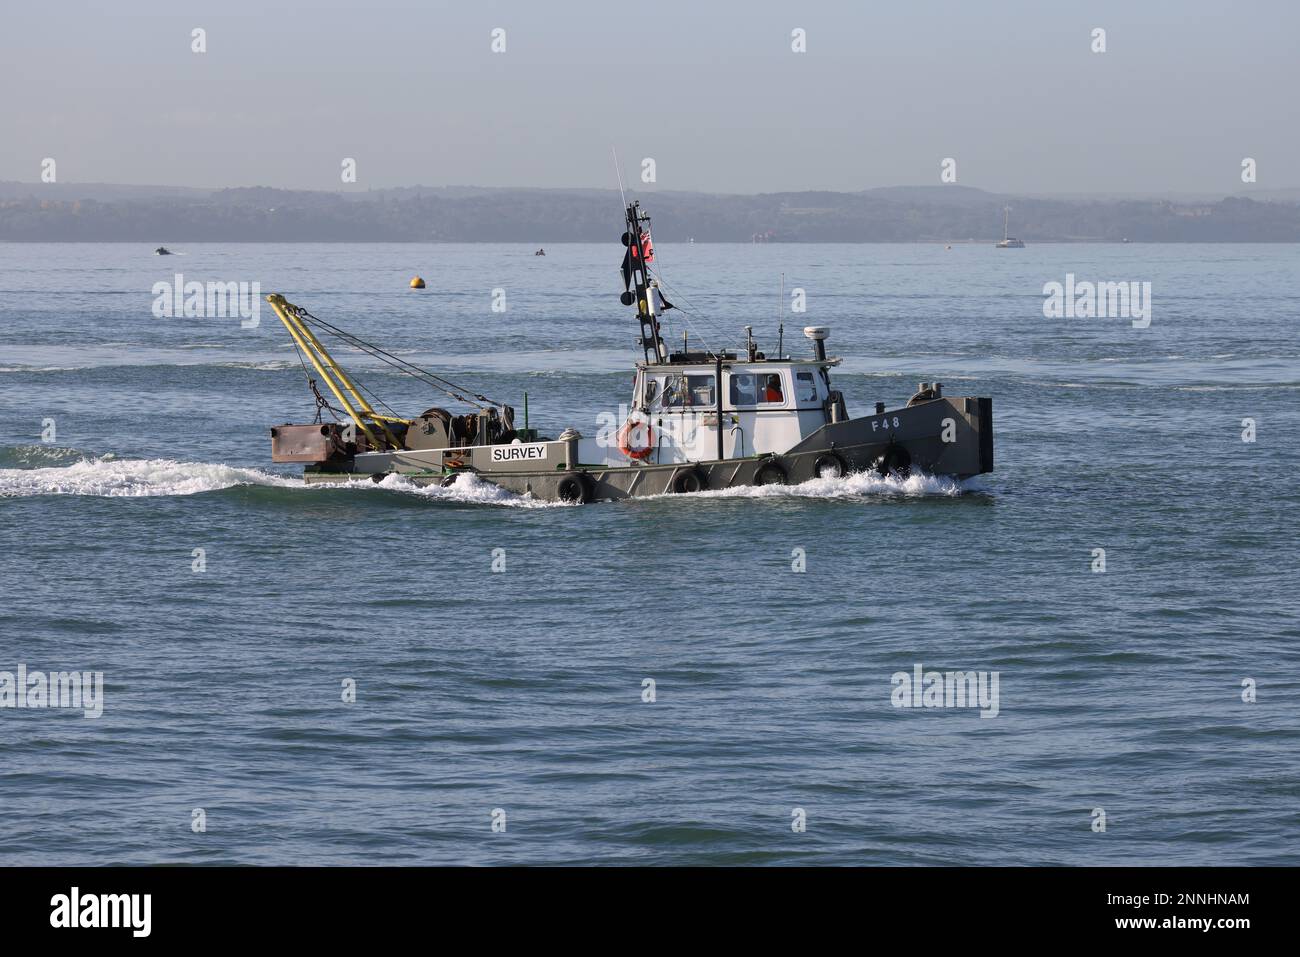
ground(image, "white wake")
xmin=0 ymin=456 xmax=300 ymax=498
xmin=0 ymin=455 xmax=980 ymax=504
xmin=0 ymin=455 xmax=557 ymax=507
xmin=671 ymin=468 xmax=975 ymax=501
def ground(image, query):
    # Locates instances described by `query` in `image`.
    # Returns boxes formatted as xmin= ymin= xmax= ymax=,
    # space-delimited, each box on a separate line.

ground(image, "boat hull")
xmin=299 ymin=395 xmax=992 ymax=503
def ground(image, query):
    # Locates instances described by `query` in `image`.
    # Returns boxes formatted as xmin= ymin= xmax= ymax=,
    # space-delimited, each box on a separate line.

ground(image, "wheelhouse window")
xmin=796 ymin=371 xmax=818 ymax=403
xmin=729 ymin=371 xmax=786 ymax=406
xmin=686 ymin=374 xmax=715 ymax=406
xmin=730 ymin=373 xmax=757 ymax=406
xmin=758 ymin=372 xmax=785 ymax=404
xmin=657 ymin=373 xmax=715 ymax=409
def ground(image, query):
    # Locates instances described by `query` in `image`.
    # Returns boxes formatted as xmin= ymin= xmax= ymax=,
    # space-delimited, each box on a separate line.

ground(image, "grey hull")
xmin=301 ymin=396 xmax=992 ymax=503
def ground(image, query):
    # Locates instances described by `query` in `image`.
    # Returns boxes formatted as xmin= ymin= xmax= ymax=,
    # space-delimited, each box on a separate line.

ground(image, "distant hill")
xmin=0 ymin=181 xmax=211 ymax=202
xmin=1 ymin=182 xmax=1298 ymax=242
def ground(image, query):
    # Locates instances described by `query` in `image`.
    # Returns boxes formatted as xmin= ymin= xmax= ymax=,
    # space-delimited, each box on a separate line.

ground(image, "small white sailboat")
xmin=995 ymin=207 xmax=1025 ymax=248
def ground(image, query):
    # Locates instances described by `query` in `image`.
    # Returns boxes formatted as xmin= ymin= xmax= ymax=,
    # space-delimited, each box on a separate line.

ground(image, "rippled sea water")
xmin=1 ymin=242 xmax=1297 ymax=865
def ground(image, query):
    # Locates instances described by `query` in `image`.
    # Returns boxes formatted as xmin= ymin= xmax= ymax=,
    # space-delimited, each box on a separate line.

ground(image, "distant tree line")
xmin=1 ymin=185 xmax=1297 ymax=242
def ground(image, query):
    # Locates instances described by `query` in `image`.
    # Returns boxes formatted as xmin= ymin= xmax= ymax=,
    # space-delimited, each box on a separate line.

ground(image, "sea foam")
xmin=0 ymin=454 xmax=978 ymax=504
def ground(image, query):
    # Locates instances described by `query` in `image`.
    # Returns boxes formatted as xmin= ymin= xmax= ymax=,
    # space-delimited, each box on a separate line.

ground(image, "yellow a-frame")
xmin=265 ymin=294 xmax=408 ymax=449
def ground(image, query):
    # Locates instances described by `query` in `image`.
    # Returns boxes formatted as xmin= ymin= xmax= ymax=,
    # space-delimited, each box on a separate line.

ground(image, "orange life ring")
xmin=617 ymin=418 xmax=654 ymax=460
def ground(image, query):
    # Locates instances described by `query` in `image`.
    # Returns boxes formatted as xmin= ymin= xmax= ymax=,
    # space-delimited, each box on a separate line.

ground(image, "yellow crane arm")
xmin=266 ymin=294 xmax=406 ymax=448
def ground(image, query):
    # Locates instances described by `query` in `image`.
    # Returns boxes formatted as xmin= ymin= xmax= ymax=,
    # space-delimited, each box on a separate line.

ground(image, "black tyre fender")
xmin=557 ymin=471 xmax=593 ymax=503
xmin=754 ymin=460 xmax=788 ymax=486
xmin=812 ymin=451 xmax=848 ymax=479
xmin=872 ymin=444 xmax=912 ymax=477
xmin=671 ymin=467 xmax=705 ymax=494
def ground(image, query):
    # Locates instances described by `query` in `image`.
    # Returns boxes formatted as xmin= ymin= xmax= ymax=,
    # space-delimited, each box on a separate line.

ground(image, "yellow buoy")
xmin=410 ymin=276 xmax=426 ymax=289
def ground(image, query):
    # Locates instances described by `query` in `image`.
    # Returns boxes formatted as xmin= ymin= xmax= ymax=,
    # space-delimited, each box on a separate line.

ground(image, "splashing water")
xmin=0 ymin=444 xmax=94 ymax=470
xmin=681 ymin=468 xmax=974 ymax=500
xmin=0 ymin=451 xmax=977 ymax=505
xmin=0 ymin=454 xmax=558 ymax=507
xmin=0 ymin=456 xmax=301 ymax=498
xmin=372 ymin=471 xmax=563 ymax=508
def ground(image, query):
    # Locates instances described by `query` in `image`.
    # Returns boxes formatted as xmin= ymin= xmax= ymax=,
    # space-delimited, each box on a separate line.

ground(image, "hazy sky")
xmin=2 ymin=0 xmax=1295 ymax=194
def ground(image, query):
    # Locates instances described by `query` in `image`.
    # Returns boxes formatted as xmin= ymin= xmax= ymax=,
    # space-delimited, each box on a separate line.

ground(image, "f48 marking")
xmin=870 ymin=416 xmax=902 ymax=432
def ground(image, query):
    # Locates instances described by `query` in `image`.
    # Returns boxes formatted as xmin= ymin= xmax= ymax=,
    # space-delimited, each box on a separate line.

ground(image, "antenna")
xmin=612 ymin=146 xmax=628 ymax=208
xmin=779 ymin=273 xmax=785 ymax=353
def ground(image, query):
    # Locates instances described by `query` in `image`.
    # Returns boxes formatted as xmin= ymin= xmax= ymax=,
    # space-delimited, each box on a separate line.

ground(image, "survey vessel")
xmin=268 ymin=202 xmax=993 ymax=502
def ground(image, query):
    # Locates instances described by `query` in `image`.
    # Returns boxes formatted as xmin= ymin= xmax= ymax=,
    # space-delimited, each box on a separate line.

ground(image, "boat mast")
xmin=1003 ymin=206 xmax=1011 ymax=241
xmin=621 ymin=202 xmax=668 ymax=364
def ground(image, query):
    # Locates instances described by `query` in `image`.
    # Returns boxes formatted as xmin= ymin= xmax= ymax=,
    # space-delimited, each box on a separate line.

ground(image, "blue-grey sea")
xmin=1 ymin=241 xmax=1297 ymax=865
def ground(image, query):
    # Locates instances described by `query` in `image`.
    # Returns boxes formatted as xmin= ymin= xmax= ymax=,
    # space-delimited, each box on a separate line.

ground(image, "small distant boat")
xmin=994 ymin=207 xmax=1025 ymax=248
xmin=155 ymin=246 xmax=173 ymax=256
xmin=534 ymin=248 xmax=546 ymax=256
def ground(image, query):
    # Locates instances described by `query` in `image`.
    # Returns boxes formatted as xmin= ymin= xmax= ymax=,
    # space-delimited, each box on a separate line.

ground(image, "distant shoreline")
xmin=5 ymin=239 xmax=1299 ymax=245
xmin=4 ymin=183 xmax=1298 ymax=242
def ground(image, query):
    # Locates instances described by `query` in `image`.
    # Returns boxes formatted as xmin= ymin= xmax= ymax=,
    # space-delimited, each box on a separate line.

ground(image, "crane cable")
xmin=287 ymin=334 xmax=342 ymax=423
xmin=287 ymin=304 xmax=504 ymax=412
xmin=292 ymin=305 xmax=487 ymax=409
xmin=287 ymin=317 xmax=404 ymax=420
